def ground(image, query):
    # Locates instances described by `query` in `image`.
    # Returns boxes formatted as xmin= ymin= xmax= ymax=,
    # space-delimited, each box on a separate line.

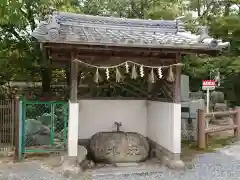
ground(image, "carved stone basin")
xmin=89 ymin=132 xmax=149 ymax=163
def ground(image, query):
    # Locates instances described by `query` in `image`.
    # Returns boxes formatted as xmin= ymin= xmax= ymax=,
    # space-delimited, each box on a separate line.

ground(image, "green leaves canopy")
xmin=0 ymin=0 xmax=240 ymax=104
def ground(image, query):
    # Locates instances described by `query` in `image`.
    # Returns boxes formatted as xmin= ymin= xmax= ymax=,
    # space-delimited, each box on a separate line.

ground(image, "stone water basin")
xmin=89 ymin=132 xmax=149 ymax=163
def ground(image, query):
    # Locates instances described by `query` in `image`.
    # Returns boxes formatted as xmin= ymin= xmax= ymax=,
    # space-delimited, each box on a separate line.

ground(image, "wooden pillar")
xmin=70 ymin=59 xmax=78 ymax=103
xmin=197 ymin=109 xmax=206 ymax=149
xmin=68 ymin=55 xmax=79 ymax=157
xmin=174 ymin=53 xmax=181 ymax=103
xmin=234 ymin=107 xmax=240 ymax=140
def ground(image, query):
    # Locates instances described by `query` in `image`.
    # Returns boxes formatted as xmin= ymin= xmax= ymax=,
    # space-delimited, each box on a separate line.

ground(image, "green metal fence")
xmin=19 ymin=99 xmax=68 ymax=160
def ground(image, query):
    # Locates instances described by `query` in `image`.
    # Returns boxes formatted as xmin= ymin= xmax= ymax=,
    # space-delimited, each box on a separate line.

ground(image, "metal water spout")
xmin=114 ymin=122 xmax=122 ymax=132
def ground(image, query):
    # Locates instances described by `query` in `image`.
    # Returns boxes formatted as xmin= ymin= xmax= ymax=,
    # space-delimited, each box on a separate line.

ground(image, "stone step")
xmin=88 ymin=164 xmax=163 ymax=176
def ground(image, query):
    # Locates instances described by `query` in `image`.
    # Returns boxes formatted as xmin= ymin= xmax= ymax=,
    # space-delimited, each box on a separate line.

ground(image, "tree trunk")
xmin=197 ymin=0 xmax=201 ymax=17
xmin=223 ymin=0 xmax=231 ymax=38
xmin=224 ymin=1 xmax=230 ymax=17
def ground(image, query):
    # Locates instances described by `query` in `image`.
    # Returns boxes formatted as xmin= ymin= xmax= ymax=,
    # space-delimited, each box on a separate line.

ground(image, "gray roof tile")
xmin=32 ymin=11 xmax=230 ymax=51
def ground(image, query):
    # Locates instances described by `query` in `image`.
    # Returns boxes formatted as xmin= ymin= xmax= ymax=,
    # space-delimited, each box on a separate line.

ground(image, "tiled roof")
xmin=32 ymin=11 xmax=230 ymax=51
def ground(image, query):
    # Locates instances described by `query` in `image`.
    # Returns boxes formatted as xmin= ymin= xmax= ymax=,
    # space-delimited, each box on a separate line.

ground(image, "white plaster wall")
xmin=78 ymin=100 xmax=147 ymax=139
xmin=77 ymin=99 xmax=181 ymax=154
xmin=68 ymin=102 xmax=79 ymax=156
xmin=147 ymin=101 xmax=181 ymax=153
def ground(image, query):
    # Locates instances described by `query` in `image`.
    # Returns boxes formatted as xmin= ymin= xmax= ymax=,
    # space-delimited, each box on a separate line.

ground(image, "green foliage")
xmin=1 ymin=0 xmax=240 ymax=104
xmin=0 ymin=0 xmax=82 ymax=92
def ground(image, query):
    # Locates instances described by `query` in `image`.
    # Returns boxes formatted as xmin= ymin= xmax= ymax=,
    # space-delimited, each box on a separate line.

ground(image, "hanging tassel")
xmin=157 ymin=67 xmax=163 ymax=79
xmin=140 ymin=65 xmax=144 ymax=77
xmin=148 ymin=68 xmax=156 ymax=83
xmin=131 ymin=64 xmax=138 ymax=79
xmin=167 ymin=66 xmax=175 ymax=82
xmin=94 ymin=68 xmax=102 ymax=83
xmin=125 ymin=62 xmax=129 ymax=73
xmin=115 ymin=67 xmax=122 ymax=82
xmin=106 ymin=68 xmax=110 ymax=80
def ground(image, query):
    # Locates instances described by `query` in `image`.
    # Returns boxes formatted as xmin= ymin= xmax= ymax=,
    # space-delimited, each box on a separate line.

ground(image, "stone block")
xmin=90 ymin=132 xmax=149 ymax=163
xmin=60 ymin=156 xmax=82 ymax=178
xmin=211 ymin=91 xmax=224 ymax=104
xmin=167 ymin=159 xmax=185 ymax=169
xmin=60 ymin=145 xmax=88 ymax=177
xmin=77 ymin=145 xmax=88 ymax=165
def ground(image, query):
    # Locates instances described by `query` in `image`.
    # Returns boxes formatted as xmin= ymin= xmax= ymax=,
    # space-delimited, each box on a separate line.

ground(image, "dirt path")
xmin=1 ymin=142 xmax=240 ymax=180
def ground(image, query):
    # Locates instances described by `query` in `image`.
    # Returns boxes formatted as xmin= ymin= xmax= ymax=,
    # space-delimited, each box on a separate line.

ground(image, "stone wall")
xmin=181 ymin=99 xmax=205 ymax=140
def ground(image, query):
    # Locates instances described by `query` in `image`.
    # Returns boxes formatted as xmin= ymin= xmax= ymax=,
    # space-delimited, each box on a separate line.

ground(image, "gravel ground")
xmin=1 ymin=147 xmax=240 ymax=180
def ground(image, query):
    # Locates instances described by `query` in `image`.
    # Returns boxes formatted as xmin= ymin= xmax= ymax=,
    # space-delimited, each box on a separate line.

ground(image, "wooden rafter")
xmin=46 ymin=42 xmax=181 ymax=102
xmin=108 ymin=81 xmax=147 ymax=98
xmin=44 ymin=42 xmax=219 ymax=56
xmin=50 ymin=55 xmax=176 ymax=65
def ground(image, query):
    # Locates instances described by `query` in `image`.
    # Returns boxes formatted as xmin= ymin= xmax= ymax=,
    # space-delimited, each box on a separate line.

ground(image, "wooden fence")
xmin=0 ymin=99 xmax=19 ymax=158
xmin=197 ymin=107 xmax=240 ymax=149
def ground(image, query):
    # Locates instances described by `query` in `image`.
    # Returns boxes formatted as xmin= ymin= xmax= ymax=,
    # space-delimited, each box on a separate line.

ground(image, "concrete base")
xmin=147 ymin=138 xmax=185 ymax=169
xmin=116 ymin=163 xmax=139 ymax=167
xmin=60 ymin=156 xmax=82 ymax=178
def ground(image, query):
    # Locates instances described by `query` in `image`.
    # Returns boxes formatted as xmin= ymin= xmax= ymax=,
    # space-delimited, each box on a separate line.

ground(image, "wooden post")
xmin=174 ymin=53 xmax=181 ymax=103
xmin=234 ymin=107 xmax=240 ymax=140
xmin=70 ymin=58 xmax=78 ymax=103
xmin=68 ymin=55 xmax=79 ymax=157
xmin=14 ymin=97 xmax=20 ymax=161
xmin=197 ymin=109 xmax=206 ymax=149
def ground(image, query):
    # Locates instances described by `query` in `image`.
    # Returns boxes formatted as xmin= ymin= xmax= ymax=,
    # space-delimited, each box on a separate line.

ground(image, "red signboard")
xmin=202 ymin=80 xmax=216 ymax=86
xmin=202 ymin=80 xmax=216 ymax=90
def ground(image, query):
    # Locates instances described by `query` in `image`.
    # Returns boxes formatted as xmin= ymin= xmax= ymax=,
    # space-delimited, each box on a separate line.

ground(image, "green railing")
xmin=19 ymin=99 xmax=68 ymax=160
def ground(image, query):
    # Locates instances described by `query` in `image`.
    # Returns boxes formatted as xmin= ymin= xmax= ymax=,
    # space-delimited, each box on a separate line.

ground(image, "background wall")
xmin=181 ymin=99 xmax=205 ymax=119
xmin=181 ymin=74 xmax=190 ymax=101
xmin=78 ymin=100 xmax=147 ymax=139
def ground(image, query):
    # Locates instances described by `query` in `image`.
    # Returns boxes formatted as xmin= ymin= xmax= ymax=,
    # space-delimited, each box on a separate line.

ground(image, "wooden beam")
xmin=173 ymin=53 xmax=181 ymax=103
xmin=205 ymin=125 xmax=238 ymax=134
xmin=108 ymin=81 xmax=147 ymax=98
xmin=205 ymin=110 xmax=237 ymax=117
xmin=49 ymin=53 xmax=176 ymax=65
xmin=149 ymin=80 xmax=162 ymax=99
xmin=44 ymin=42 xmax=219 ymax=55
xmin=70 ymin=53 xmax=78 ymax=102
xmin=197 ymin=109 xmax=206 ymax=149
xmin=234 ymin=107 xmax=240 ymax=140
xmin=148 ymin=79 xmax=173 ymax=101
xmin=123 ymin=81 xmax=150 ymax=98
xmin=57 ymin=49 xmax=176 ymax=59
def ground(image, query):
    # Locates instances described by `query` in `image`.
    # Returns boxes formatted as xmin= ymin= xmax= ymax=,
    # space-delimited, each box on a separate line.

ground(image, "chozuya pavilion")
xmin=32 ymin=11 xmax=229 ymax=167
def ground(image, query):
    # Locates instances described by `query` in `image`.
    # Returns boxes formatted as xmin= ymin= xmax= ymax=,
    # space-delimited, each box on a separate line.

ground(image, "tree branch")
xmin=20 ymin=2 xmax=37 ymax=32
xmin=26 ymin=4 xmax=36 ymax=32
xmin=19 ymin=8 xmax=28 ymax=18
xmin=1 ymin=25 xmax=23 ymax=42
xmin=130 ymin=0 xmax=142 ymax=19
xmin=200 ymin=0 xmax=215 ymax=19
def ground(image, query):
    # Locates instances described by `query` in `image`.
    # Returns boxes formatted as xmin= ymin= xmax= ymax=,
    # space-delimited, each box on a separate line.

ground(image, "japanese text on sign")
xmin=202 ymin=80 xmax=216 ymax=90
xmin=202 ymin=80 xmax=216 ymax=86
